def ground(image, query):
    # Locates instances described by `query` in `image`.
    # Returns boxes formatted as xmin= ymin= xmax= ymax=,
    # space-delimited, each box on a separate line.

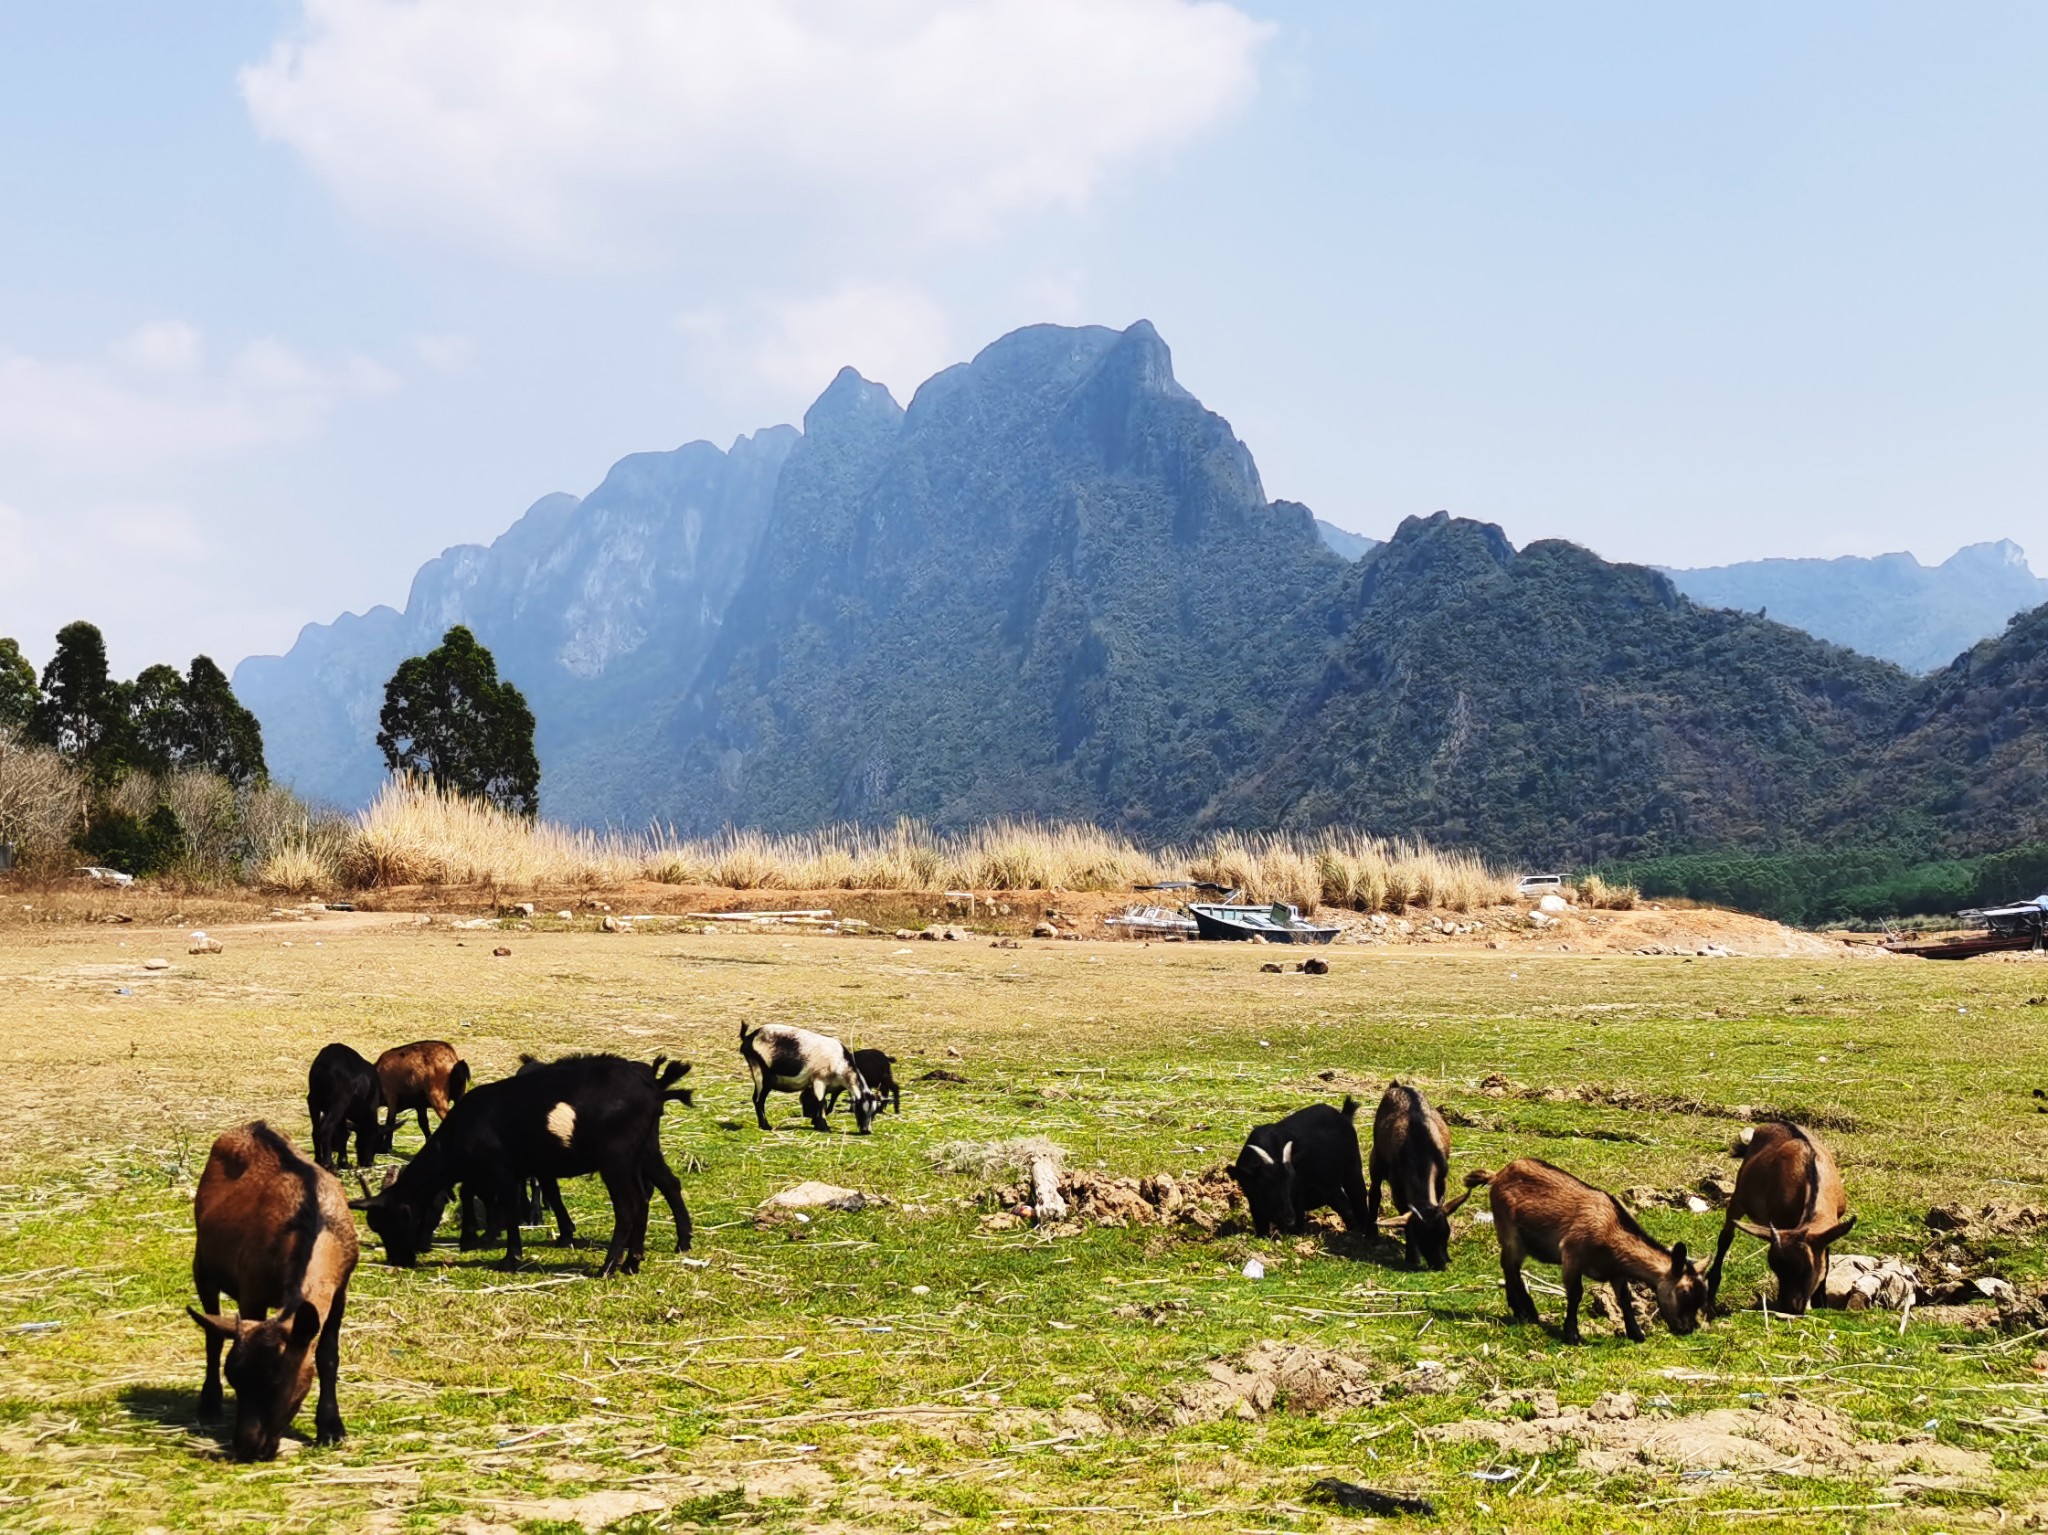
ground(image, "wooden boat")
xmin=1886 ymin=896 xmax=2047 ymax=959
xmin=1188 ymin=901 xmax=1341 ymax=945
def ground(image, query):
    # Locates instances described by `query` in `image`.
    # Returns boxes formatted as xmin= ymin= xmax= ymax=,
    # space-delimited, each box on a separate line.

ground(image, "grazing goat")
xmin=1706 ymin=1122 xmax=1855 ymax=1315
xmin=189 ymin=1123 xmax=359 ymax=1461
xmin=374 ymin=1040 xmax=471 ymax=1142
xmin=1367 ymin=1081 xmax=1474 ymax=1270
xmin=834 ymin=1049 xmax=900 ymax=1117
xmin=462 ymin=1054 xmax=694 ymax=1251
xmin=306 ymin=1044 xmax=388 ymax=1170
xmin=1229 ymin=1097 xmax=1371 ymax=1237
xmin=739 ymin=1023 xmax=877 ymax=1133
xmin=353 ymin=1054 xmax=692 ymax=1277
xmin=1470 ymin=1159 xmax=1706 ymax=1344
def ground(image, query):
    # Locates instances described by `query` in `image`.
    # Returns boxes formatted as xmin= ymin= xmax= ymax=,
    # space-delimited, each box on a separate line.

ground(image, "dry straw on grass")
xmin=341 ymin=780 xmax=1516 ymax=911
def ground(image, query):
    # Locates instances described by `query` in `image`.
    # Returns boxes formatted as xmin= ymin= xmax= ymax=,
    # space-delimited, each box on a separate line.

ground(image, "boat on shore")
xmin=1187 ymin=900 xmax=1341 ymax=945
xmin=1885 ymin=895 xmax=2047 ymax=959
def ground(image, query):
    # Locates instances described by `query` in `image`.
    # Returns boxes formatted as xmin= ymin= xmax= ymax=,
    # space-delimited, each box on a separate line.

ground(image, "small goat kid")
xmin=190 ymin=1123 xmax=359 ymax=1461
xmin=306 ymin=1043 xmax=388 ymax=1171
xmin=1472 ymin=1159 xmax=1706 ymax=1344
xmin=373 ymin=1040 xmax=471 ymax=1142
xmin=841 ymin=1048 xmax=900 ymax=1116
xmin=1367 ymin=1081 xmax=1473 ymax=1270
xmin=1229 ymin=1097 xmax=1372 ymax=1237
xmin=1707 ymin=1122 xmax=1855 ymax=1315
xmin=739 ymin=1023 xmax=877 ymax=1133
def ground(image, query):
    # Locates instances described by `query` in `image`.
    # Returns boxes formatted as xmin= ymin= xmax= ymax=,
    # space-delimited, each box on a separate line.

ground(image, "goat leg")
xmin=1500 ymin=1256 xmax=1539 ymax=1325
xmin=1706 ymin=1216 xmax=1739 ymax=1307
xmin=194 ymin=1275 xmax=224 ymax=1421
xmin=314 ymin=1292 xmax=346 ymax=1447
xmin=542 ymin=1178 xmax=576 ymax=1246
xmin=752 ymin=1083 xmax=773 ymax=1132
xmin=1561 ymin=1269 xmax=1585 ymax=1345
xmin=1612 ymin=1280 xmax=1645 ymax=1342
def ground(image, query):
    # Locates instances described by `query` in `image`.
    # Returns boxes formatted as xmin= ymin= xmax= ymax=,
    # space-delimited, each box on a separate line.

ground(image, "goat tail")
xmin=448 ymin=1060 xmax=472 ymax=1099
xmin=1340 ymin=1095 xmax=1360 ymax=1120
xmin=664 ymin=1087 xmax=696 ymax=1108
xmin=1461 ymin=1167 xmax=1494 ymax=1190
xmin=1728 ymin=1125 xmax=1758 ymax=1159
xmin=738 ymin=1020 xmax=759 ymax=1050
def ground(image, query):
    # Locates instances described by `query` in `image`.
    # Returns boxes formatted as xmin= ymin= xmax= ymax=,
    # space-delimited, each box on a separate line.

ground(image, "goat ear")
xmin=379 ymin=1165 xmax=400 ymax=1191
xmin=288 ymin=1300 xmax=322 ymax=1348
xmin=1668 ymin=1241 xmax=1689 ymax=1268
xmin=188 ymin=1307 xmax=240 ymax=1342
xmin=1280 ymin=1141 xmax=1294 ymax=1166
xmin=1442 ymin=1185 xmax=1473 ymax=1216
xmin=1809 ymin=1214 xmax=1857 ymax=1246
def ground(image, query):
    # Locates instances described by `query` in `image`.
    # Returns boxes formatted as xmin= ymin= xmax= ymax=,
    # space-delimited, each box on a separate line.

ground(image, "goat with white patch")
xmin=739 ymin=1023 xmax=878 ymax=1133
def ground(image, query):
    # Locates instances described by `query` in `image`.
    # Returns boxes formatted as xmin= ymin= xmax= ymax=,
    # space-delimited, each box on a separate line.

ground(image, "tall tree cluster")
xmin=377 ymin=625 xmax=539 ymax=816
xmin=0 ymin=621 xmax=267 ymax=785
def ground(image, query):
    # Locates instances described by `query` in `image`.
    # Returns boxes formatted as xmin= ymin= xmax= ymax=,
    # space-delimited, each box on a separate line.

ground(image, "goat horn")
xmin=1246 ymin=1144 xmax=1274 ymax=1166
xmin=1377 ymin=1211 xmax=1412 ymax=1228
xmin=1733 ymin=1218 xmax=1773 ymax=1241
xmin=354 ymin=1171 xmax=375 ymax=1200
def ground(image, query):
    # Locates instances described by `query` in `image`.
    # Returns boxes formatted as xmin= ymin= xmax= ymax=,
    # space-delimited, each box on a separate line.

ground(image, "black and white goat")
xmin=739 ymin=1023 xmax=878 ymax=1133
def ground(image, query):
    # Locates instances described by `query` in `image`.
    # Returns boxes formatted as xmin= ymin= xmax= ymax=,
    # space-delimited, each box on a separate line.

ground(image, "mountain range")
xmin=234 ymin=321 xmax=2048 ymax=864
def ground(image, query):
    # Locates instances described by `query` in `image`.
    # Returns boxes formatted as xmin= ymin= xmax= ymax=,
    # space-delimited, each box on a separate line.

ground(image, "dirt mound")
xmin=1927 ymin=1201 xmax=2048 ymax=1239
xmin=1169 ymin=1341 xmax=1391 ymax=1425
xmin=979 ymin=1166 xmax=1246 ymax=1234
xmin=1433 ymin=1393 xmax=1991 ymax=1487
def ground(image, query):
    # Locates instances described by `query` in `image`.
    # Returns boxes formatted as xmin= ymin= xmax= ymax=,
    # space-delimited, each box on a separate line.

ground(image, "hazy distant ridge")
xmin=1666 ymin=542 xmax=2048 ymax=673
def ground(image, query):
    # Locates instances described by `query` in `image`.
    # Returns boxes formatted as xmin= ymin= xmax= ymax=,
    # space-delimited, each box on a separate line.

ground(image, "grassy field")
xmin=1 ymin=910 xmax=2046 ymax=1532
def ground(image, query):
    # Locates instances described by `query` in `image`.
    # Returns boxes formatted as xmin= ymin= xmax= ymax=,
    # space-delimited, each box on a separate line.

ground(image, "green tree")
xmin=127 ymin=664 xmax=188 ymax=776
xmin=0 ymin=637 xmax=36 ymax=731
xmin=32 ymin=621 xmax=128 ymax=780
xmin=182 ymin=656 xmax=266 ymax=784
xmin=376 ymin=626 xmax=539 ymax=815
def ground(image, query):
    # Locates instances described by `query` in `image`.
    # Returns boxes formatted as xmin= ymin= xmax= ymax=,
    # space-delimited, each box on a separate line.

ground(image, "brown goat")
xmin=189 ymin=1123 xmax=359 ymax=1461
xmin=1471 ymin=1159 xmax=1706 ymax=1344
xmin=1706 ymin=1122 xmax=1855 ymax=1315
xmin=374 ymin=1040 xmax=471 ymax=1141
xmin=1367 ymin=1081 xmax=1474 ymax=1270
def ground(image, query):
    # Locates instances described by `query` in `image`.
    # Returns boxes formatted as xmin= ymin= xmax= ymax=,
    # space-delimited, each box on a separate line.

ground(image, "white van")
xmin=1516 ymin=873 xmax=1564 ymax=896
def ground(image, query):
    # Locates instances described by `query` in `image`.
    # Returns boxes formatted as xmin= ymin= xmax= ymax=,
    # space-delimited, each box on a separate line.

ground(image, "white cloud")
xmin=0 ymin=326 xmax=400 ymax=469
xmin=752 ymin=283 xmax=957 ymax=400
xmin=241 ymin=0 xmax=1270 ymax=264
xmin=111 ymin=320 xmax=205 ymax=375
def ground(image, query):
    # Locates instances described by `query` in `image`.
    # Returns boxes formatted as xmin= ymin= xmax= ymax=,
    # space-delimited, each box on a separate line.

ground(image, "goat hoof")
xmin=316 ymin=1420 xmax=344 ymax=1448
xmin=197 ymin=1390 xmax=222 ymax=1421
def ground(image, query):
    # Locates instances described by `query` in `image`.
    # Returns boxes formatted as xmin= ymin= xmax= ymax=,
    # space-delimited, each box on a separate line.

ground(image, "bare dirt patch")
xmin=1164 ymin=1340 xmax=1395 ymax=1424
xmin=1433 ymin=1391 xmax=1993 ymax=1488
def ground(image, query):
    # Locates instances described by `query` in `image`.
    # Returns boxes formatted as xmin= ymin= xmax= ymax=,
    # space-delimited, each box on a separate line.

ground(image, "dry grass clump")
xmin=340 ymin=780 xmax=1512 ymax=911
xmin=0 ymin=728 xmax=84 ymax=864
xmin=1572 ymin=873 xmax=1639 ymax=910
xmin=1182 ymin=831 xmax=1514 ymax=913
xmin=347 ymin=779 xmax=645 ymax=888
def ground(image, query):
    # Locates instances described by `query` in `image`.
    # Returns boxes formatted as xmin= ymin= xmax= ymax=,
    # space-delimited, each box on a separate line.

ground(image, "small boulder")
xmin=1259 ymin=961 xmax=1283 ymax=973
xmin=142 ymin=958 xmax=171 ymax=971
xmin=1033 ymin=922 xmax=1059 ymax=939
xmin=600 ymin=915 xmax=630 ymax=933
xmin=492 ymin=945 xmax=512 ymax=958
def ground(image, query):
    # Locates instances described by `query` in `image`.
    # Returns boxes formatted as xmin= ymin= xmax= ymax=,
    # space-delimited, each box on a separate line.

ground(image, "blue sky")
xmin=1 ymin=2 xmax=2043 ymax=674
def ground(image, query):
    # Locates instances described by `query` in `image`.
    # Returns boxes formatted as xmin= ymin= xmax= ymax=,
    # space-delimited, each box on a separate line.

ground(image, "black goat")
xmin=352 ymin=1054 xmax=692 ymax=1277
xmin=1367 ymin=1081 xmax=1474 ymax=1270
xmin=306 ymin=1044 xmax=388 ymax=1171
xmin=461 ymin=1054 xmax=693 ymax=1252
xmin=835 ymin=1049 xmax=900 ymax=1117
xmin=1228 ymin=1097 xmax=1371 ymax=1237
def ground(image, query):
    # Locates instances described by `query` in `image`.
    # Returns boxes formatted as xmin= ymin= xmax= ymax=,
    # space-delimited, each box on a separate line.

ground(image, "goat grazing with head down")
xmin=306 ymin=1043 xmax=389 ymax=1171
xmin=1470 ymin=1159 xmax=1707 ymax=1344
xmin=353 ymin=1053 xmax=691 ymax=1277
xmin=1367 ymin=1081 xmax=1474 ymax=1270
xmin=189 ymin=1122 xmax=359 ymax=1461
xmin=373 ymin=1040 xmax=470 ymax=1143
xmin=1707 ymin=1122 xmax=1855 ymax=1315
xmin=739 ymin=1023 xmax=878 ymax=1133
xmin=1229 ymin=1097 xmax=1372 ymax=1238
